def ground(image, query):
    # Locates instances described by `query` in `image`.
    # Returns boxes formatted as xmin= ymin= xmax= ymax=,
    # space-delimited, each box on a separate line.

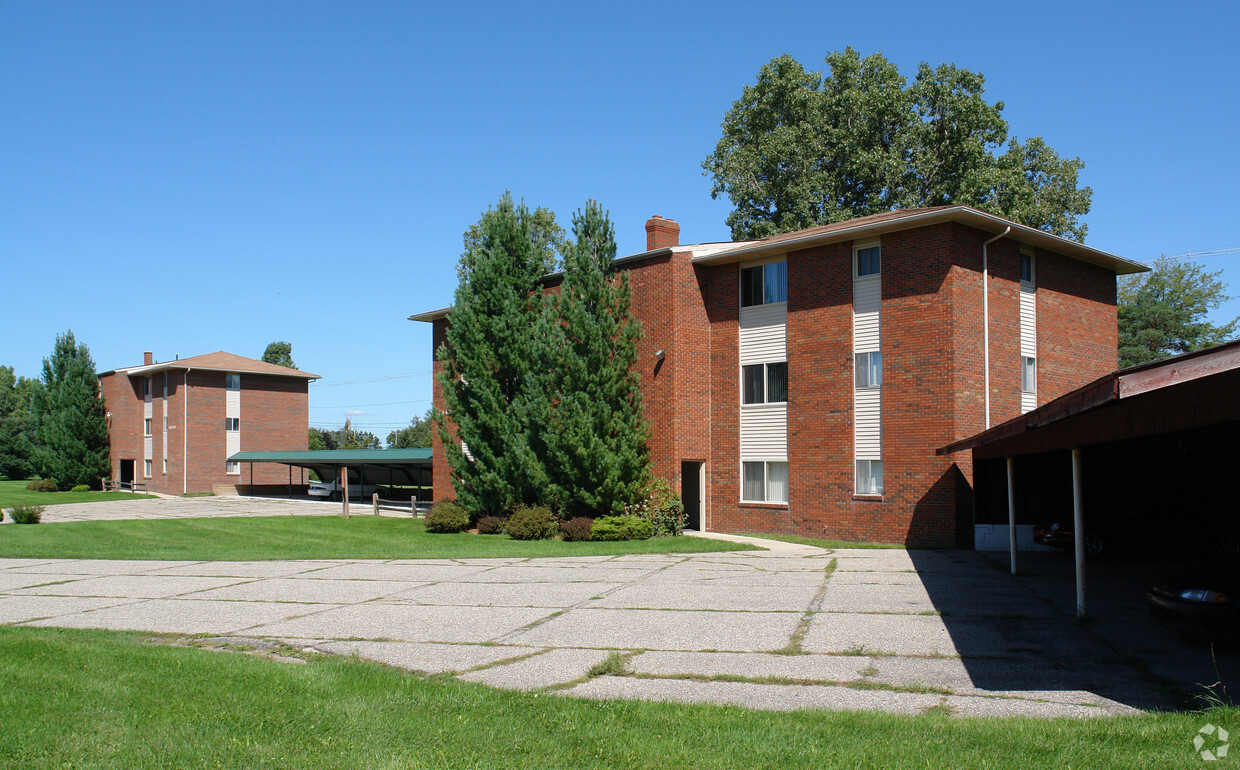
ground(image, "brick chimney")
xmin=144 ymin=351 xmax=153 ymax=365
xmin=645 ymin=216 xmax=680 ymax=251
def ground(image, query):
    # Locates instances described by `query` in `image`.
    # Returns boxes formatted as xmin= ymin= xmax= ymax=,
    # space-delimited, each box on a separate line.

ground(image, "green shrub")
xmin=591 ymin=515 xmax=654 ymax=541
xmin=25 ymin=479 xmax=57 ymax=493
xmin=559 ymin=516 xmax=594 ymax=542
xmin=0 ymin=508 xmax=4 ymax=522
xmin=8 ymin=505 xmax=44 ymax=524
xmin=505 ymin=504 xmax=558 ymax=541
xmin=70 ymin=484 xmax=90 ymax=493
xmin=625 ymin=477 xmax=686 ymax=537
xmin=475 ymin=515 xmax=506 ymax=535
xmin=424 ymin=501 xmax=470 ymax=533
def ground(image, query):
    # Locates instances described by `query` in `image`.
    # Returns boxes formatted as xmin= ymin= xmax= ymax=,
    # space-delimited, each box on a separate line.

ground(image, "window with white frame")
xmin=856 ymin=459 xmax=883 ymax=495
xmin=144 ymin=459 xmax=153 ymax=478
xmin=740 ymin=261 xmax=787 ymax=307
xmin=855 ymin=245 xmax=881 ymax=277
xmin=225 ymin=461 xmax=240 ymax=475
xmin=854 ymin=351 xmax=882 ymax=388
xmin=742 ymin=362 xmax=788 ymax=404
xmin=162 ymin=458 xmax=167 ymax=475
xmin=1021 ymin=357 xmax=1037 ymax=393
xmin=225 ymin=417 xmax=240 ymax=432
xmin=143 ymin=418 xmax=152 ymax=436
xmin=226 ymin=373 xmax=241 ymax=390
xmin=742 ymin=461 xmax=789 ymax=503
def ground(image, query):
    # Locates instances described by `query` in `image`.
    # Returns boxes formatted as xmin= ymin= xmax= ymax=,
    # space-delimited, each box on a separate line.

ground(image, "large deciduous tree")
xmin=28 ymin=331 xmax=110 ymax=489
xmin=538 ymin=201 xmax=651 ymax=517
xmin=0 ymin=366 xmax=40 ymax=480
xmin=387 ymin=409 xmax=434 ymax=449
xmin=703 ymin=48 xmax=1092 ymax=242
xmin=437 ymin=193 xmax=551 ymax=515
xmin=262 ymin=341 xmax=296 ymax=369
xmin=1118 ymin=257 xmax=1238 ymax=368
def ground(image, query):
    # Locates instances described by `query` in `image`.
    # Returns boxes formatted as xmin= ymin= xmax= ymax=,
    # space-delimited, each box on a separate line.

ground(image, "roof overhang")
xmin=938 ymin=340 xmax=1240 ymax=459
xmin=691 ymin=206 xmax=1148 ymax=275
xmin=104 ymin=363 xmax=321 ymax=379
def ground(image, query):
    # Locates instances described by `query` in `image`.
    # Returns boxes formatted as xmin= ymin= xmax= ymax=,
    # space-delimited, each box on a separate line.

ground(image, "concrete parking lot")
xmin=4 ymin=495 xmax=1197 ymax=719
xmin=4 ymin=495 xmax=1224 ymax=716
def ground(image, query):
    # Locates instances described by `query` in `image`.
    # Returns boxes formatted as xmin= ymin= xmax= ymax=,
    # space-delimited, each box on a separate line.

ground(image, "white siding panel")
xmin=226 ymin=430 xmax=241 ymax=457
xmin=225 ymin=389 xmax=241 ymax=418
xmin=143 ymin=400 xmax=153 ymax=419
xmin=1021 ymin=392 xmax=1037 ymax=414
xmin=740 ymin=404 xmax=787 ymax=461
xmin=739 ymin=303 xmax=787 ymax=365
xmin=1020 ymin=287 xmax=1037 ymax=357
xmin=854 ymin=388 xmax=882 ymax=459
xmin=853 ymin=278 xmax=881 ymax=353
xmin=143 ymin=436 xmax=153 ymax=460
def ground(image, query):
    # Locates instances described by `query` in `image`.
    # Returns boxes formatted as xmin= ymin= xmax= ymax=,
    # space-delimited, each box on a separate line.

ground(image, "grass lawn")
xmin=0 ymin=626 xmax=1222 ymax=769
xmin=741 ymin=532 xmax=906 ymax=550
xmin=0 ymin=478 xmax=155 ymax=508
xmin=0 ymin=515 xmax=756 ymax=561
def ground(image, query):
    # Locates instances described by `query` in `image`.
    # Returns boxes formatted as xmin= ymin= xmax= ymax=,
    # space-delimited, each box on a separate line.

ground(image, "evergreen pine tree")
xmin=541 ymin=200 xmax=652 ymax=517
xmin=436 ymin=194 xmax=550 ymax=515
xmin=28 ymin=331 xmax=110 ymax=489
xmin=0 ymin=366 xmax=39 ymax=480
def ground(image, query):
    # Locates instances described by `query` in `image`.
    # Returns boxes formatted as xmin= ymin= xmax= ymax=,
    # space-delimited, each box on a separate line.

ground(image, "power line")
xmin=1150 ymin=245 xmax=1240 ymax=263
xmin=309 ymin=398 xmax=431 ymax=409
xmin=312 ymin=371 xmax=432 ymax=388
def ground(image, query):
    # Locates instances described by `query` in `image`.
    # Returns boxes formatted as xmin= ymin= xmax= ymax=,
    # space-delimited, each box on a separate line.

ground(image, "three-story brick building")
xmin=412 ymin=206 xmax=1145 ymax=546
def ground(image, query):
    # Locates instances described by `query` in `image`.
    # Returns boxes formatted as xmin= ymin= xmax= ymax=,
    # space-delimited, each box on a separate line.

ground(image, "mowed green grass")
xmin=0 ymin=626 xmax=1220 ymax=769
xmin=0 ymin=515 xmax=756 ymax=561
xmin=0 ymin=478 xmax=155 ymax=508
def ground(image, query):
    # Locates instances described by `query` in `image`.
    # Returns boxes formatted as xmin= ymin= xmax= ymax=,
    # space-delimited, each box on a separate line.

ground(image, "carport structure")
xmin=227 ymin=449 xmax=434 ymax=505
xmin=939 ymin=340 xmax=1240 ymax=618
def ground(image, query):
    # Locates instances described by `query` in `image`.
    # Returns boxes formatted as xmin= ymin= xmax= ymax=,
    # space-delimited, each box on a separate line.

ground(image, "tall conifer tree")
xmin=436 ymin=194 xmax=550 ymax=514
xmin=541 ymin=201 xmax=651 ymax=517
xmin=28 ymin=330 xmax=110 ymax=488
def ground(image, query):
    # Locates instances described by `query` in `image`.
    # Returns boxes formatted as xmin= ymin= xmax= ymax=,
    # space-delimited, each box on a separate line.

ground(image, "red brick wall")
xmin=1036 ymin=248 xmax=1118 ymax=397
xmin=101 ymin=367 xmax=309 ymax=495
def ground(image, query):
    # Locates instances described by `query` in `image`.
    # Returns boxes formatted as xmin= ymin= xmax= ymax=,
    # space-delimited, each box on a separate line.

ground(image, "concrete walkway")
xmin=0 ymin=539 xmax=1172 ymax=718
xmin=6 ymin=494 xmax=404 ymax=522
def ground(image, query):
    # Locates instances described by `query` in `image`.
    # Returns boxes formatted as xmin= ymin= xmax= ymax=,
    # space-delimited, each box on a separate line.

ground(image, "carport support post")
xmin=1006 ymin=457 xmax=1017 ymax=575
xmin=1072 ymin=448 xmax=1086 ymax=619
xmin=341 ymin=466 xmax=350 ymax=519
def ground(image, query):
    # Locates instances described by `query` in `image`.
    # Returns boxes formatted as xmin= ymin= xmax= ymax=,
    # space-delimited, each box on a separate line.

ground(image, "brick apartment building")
xmin=98 ymin=351 xmax=319 ymax=495
xmin=412 ymin=206 xmax=1145 ymax=546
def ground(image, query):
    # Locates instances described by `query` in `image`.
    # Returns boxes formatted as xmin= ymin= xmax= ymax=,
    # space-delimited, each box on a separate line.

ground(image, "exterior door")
xmin=119 ymin=459 xmax=135 ymax=486
xmin=681 ymin=461 xmax=703 ymax=530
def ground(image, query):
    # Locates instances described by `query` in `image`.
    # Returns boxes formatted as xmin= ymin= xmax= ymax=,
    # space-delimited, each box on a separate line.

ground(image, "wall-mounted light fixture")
xmin=655 ymin=349 xmax=666 ymax=361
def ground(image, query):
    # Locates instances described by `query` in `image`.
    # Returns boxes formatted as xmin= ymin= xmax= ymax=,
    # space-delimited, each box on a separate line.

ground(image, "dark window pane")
xmin=857 ymin=246 xmax=881 ymax=276
xmin=767 ymin=362 xmax=788 ymax=402
xmin=743 ymin=462 xmax=766 ymax=501
xmin=742 ymin=365 xmax=764 ymax=404
xmin=1021 ymin=255 xmax=1033 ymax=283
xmin=764 ymin=261 xmax=787 ymax=303
xmin=740 ymin=266 xmax=762 ymax=307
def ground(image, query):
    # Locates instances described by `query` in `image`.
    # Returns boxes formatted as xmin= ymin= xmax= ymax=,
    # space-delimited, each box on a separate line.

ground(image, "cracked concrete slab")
xmin=10 ymin=574 xmax=249 ymax=599
xmin=506 ymin=607 xmax=802 ymax=651
xmin=584 ymin=583 xmax=820 ymax=612
xmin=251 ymin=602 xmax=552 ymax=643
xmin=0 ymin=595 xmax=134 ymax=624
xmin=630 ymin=651 xmax=871 ymax=682
xmin=191 ymin=578 xmax=431 ymax=604
xmin=22 ymin=597 xmax=317 ymax=634
xmin=395 ymin=580 xmax=622 ymax=607
xmin=458 ymin=647 xmax=615 ymax=690
xmin=310 ymin=640 xmax=535 ymax=674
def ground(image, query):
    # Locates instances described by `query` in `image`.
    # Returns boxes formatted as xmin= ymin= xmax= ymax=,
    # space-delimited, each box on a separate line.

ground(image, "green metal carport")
xmin=227 ymin=449 xmax=433 ymax=503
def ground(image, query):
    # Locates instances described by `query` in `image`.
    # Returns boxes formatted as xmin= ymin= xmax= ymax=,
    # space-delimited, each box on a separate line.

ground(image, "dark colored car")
xmin=1148 ymin=565 xmax=1240 ymax=642
xmin=1032 ymin=521 xmax=1106 ymax=557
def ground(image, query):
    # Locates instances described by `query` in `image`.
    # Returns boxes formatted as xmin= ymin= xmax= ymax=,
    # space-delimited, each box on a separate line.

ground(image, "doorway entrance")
xmin=119 ymin=459 xmax=135 ymax=487
xmin=681 ymin=461 xmax=704 ymax=530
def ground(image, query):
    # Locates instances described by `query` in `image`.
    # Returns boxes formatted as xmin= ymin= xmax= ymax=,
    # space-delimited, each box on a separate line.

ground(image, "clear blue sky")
xmin=4 ymin=1 xmax=1238 ymax=439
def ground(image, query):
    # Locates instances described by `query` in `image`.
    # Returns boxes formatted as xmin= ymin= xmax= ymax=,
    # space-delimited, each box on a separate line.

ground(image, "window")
xmin=1020 ymin=253 xmax=1034 ymax=283
xmin=740 ymin=261 xmax=787 ymax=307
xmin=143 ymin=418 xmax=152 ymax=436
xmin=856 ymin=459 xmax=883 ymax=495
xmin=225 ymin=461 xmax=240 ymax=475
xmin=1021 ymin=356 xmax=1037 ymax=393
xmin=855 ymin=245 xmax=881 ymax=277
xmin=742 ymin=362 xmax=788 ymax=404
xmin=225 ymin=417 xmax=240 ymax=431
xmin=162 ymin=458 xmax=167 ymax=475
xmin=144 ymin=459 xmax=152 ymax=478
xmin=854 ymin=352 xmax=882 ymax=388
xmin=143 ymin=377 xmax=151 ymax=397
xmin=226 ymin=373 xmax=240 ymax=390
xmin=742 ymin=461 xmax=789 ymax=503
